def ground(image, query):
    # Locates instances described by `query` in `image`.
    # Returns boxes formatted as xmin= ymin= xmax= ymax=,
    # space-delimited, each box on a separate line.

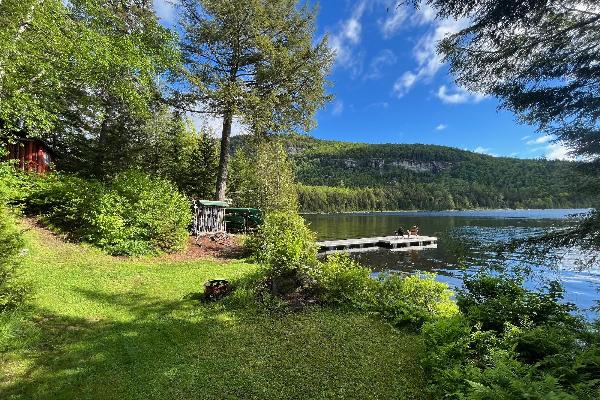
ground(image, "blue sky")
xmin=153 ymin=0 xmax=570 ymax=160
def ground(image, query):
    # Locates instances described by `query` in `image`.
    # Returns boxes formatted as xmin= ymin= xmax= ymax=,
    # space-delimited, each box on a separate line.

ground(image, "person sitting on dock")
xmin=410 ymin=226 xmax=419 ymax=237
xmin=394 ymin=226 xmax=407 ymax=238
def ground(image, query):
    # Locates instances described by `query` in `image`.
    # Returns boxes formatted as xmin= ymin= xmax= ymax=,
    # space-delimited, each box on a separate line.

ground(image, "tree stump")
xmin=203 ymin=279 xmax=231 ymax=301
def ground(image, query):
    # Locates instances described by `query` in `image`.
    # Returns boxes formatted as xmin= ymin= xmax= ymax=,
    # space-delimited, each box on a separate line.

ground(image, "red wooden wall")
xmin=5 ymin=140 xmax=53 ymax=173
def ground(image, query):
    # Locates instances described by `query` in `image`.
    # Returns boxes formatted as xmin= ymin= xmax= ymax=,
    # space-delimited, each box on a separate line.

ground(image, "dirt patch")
xmin=163 ymin=234 xmax=248 ymax=262
xmin=21 ymin=217 xmax=248 ymax=262
xmin=20 ymin=217 xmax=69 ymax=244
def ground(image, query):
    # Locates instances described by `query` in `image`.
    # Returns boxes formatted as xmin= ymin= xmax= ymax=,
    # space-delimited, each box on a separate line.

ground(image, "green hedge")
xmin=24 ymin=171 xmax=191 ymax=256
xmin=0 ymin=156 xmax=27 ymax=312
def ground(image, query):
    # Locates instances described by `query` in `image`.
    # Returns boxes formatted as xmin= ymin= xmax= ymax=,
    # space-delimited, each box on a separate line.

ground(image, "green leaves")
xmin=178 ymin=0 xmax=333 ymax=198
xmin=246 ymin=211 xmax=317 ymax=278
xmin=22 ymin=171 xmax=191 ymax=256
xmin=415 ymin=0 xmax=600 ymax=161
xmin=0 ymin=0 xmax=178 ymax=138
xmin=228 ymin=138 xmax=298 ymax=213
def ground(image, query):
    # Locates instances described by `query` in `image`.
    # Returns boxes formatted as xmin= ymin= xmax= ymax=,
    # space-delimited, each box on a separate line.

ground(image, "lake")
xmin=303 ymin=209 xmax=600 ymax=317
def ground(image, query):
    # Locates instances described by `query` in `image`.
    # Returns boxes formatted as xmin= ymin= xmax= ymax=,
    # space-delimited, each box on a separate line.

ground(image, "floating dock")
xmin=317 ymin=235 xmax=438 ymax=254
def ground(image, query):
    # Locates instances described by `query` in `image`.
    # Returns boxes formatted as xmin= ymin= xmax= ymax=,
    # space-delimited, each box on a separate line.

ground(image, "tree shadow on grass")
xmin=2 ymin=289 xmax=428 ymax=400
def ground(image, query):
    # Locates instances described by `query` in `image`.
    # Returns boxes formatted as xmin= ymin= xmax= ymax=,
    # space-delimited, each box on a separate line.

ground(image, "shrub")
xmin=371 ymin=273 xmax=459 ymax=328
xmin=107 ymin=171 xmax=191 ymax=254
xmin=247 ymin=211 xmax=317 ymax=280
xmin=0 ymin=206 xmax=27 ymax=312
xmin=0 ymin=155 xmax=27 ymax=204
xmin=312 ymin=253 xmax=374 ymax=307
xmin=421 ymin=314 xmax=474 ymax=396
xmin=457 ymin=273 xmax=578 ymax=332
xmin=515 ymin=324 xmax=579 ymax=365
xmin=24 ymin=171 xmax=191 ymax=256
xmin=424 ymin=273 xmax=600 ymax=400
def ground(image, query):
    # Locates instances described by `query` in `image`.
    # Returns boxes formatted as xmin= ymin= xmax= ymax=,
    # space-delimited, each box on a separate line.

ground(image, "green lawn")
xmin=1 ymin=224 xmax=428 ymax=399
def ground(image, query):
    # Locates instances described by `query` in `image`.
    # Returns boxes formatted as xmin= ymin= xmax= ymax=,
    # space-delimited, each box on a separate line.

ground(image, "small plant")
xmin=246 ymin=212 xmax=317 ymax=294
xmin=457 ymin=273 xmax=578 ymax=332
xmin=371 ymin=273 xmax=459 ymax=328
xmin=312 ymin=253 xmax=374 ymax=307
xmin=423 ymin=273 xmax=600 ymax=400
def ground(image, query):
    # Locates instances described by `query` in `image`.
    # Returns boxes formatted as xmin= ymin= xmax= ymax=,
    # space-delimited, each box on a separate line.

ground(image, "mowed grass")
xmin=1 ymin=223 xmax=428 ymax=400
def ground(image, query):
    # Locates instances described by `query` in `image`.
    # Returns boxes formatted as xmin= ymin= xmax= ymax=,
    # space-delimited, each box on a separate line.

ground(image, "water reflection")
xmin=304 ymin=209 xmax=599 ymax=317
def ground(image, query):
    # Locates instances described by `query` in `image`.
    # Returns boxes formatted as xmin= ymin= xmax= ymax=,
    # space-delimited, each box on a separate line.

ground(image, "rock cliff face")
xmin=312 ymin=157 xmax=454 ymax=173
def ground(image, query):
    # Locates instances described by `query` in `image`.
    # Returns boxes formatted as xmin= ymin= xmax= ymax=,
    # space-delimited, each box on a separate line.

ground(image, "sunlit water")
xmin=303 ymin=209 xmax=599 ymax=318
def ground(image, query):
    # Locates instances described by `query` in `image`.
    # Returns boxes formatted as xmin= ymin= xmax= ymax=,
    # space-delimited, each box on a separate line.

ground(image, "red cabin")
xmin=4 ymin=138 xmax=55 ymax=173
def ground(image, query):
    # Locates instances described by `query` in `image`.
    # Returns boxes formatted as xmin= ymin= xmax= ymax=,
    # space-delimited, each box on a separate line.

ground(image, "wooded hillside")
xmin=234 ymin=135 xmax=597 ymax=212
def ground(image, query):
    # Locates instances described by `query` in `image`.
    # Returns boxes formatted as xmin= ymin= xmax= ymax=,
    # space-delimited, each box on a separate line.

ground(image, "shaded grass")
xmin=1 ymin=224 xmax=428 ymax=399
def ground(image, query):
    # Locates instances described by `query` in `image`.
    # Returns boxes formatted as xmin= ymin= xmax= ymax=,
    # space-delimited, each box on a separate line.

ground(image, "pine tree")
xmin=177 ymin=0 xmax=333 ymax=200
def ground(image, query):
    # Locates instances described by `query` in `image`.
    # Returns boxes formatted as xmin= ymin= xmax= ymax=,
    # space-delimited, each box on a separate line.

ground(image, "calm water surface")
xmin=303 ymin=209 xmax=600 ymax=317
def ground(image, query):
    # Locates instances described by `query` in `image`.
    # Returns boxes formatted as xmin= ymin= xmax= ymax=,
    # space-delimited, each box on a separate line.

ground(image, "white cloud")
xmin=412 ymin=3 xmax=437 ymax=25
xmin=521 ymin=134 xmax=575 ymax=161
xmin=393 ymin=71 xmax=418 ymax=98
xmin=435 ymin=124 xmax=447 ymax=131
xmin=332 ymin=100 xmax=344 ymax=116
xmin=364 ymin=49 xmax=397 ymax=80
xmin=545 ymin=143 xmax=574 ymax=161
xmin=474 ymin=146 xmax=496 ymax=156
xmin=525 ymin=134 xmax=553 ymax=145
xmin=392 ymin=14 xmax=469 ymax=97
xmin=153 ymin=0 xmax=177 ymax=24
xmin=436 ymin=85 xmax=486 ymax=104
xmin=381 ymin=2 xmax=436 ymax=38
xmin=329 ymin=1 xmax=367 ymax=69
xmin=365 ymin=101 xmax=390 ymax=110
xmin=380 ymin=4 xmax=408 ymax=38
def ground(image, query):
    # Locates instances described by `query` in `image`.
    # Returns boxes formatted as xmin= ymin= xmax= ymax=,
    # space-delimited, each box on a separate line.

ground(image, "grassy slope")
xmin=1 ymin=223 xmax=428 ymax=400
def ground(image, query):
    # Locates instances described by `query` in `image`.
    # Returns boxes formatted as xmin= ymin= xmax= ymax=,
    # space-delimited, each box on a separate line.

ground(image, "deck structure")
xmin=317 ymin=235 xmax=438 ymax=254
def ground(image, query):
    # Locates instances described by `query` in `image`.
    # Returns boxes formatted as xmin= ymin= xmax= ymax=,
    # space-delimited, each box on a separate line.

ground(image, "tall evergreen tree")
xmin=177 ymin=0 xmax=333 ymax=200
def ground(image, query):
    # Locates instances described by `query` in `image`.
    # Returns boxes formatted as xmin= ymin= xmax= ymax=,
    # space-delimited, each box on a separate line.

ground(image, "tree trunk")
xmin=215 ymin=110 xmax=233 ymax=201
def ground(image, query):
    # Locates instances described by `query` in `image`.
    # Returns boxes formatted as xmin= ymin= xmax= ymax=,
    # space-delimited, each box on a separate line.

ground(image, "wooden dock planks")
xmin=317 ymin=235 xmax=438 ymax=254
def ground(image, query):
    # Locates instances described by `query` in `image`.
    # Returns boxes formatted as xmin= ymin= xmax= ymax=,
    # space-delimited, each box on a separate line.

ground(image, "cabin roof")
xmin=197 ymin=200 xmax=229 ymax=207
xmin=1 ymin=131 xmax=56 ymax=156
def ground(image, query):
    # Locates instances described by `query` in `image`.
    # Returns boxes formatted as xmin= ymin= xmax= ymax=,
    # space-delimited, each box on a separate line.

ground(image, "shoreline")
xmin=299 ymin=207 xmax=593 ymax=216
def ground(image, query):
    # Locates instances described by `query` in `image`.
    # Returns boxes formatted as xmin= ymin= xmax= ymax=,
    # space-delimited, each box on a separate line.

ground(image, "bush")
xmin=247 ymin=212 xmax=317 ymax=280
xmin=371 ymin=273 xmax=459 ymax=328
xmin=421 ymin=315 xmax=474 ymax=397
xmin=108 ymin=171 xmax=191 ymax=254
xmin=457 ymin=273 xmax=579 ymax=332
xmin=0 ymin=206 xmax=27 ymax=312
xmin=0 ymin=156 xmax=25 ymax=204
xmin=24 ymin=171 xmax=191 ymax=256
xmin=423 ymin=273 xmax=600 ymax=400
xmin=312 ymin=253 xmax=374 ymax=307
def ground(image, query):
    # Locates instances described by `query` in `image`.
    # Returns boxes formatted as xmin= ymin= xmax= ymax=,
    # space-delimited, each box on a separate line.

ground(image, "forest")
xmin=2 ymin=1 xmax=600 ymax=399
xmin=266 ymin=135 xmax=599 ymax=212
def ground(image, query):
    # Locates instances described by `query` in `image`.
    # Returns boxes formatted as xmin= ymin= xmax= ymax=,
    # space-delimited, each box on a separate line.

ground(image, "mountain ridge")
xmin=232 ymin=135 xmax=596 ymax=212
